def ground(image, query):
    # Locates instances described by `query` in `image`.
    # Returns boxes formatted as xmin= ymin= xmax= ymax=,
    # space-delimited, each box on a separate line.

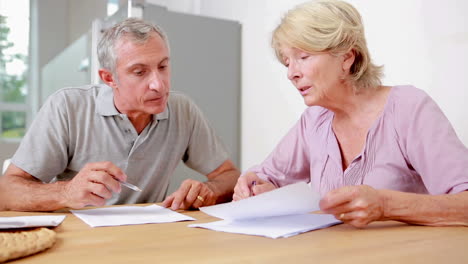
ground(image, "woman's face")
xmin=281 ymin=46 xmax=350 ymax=107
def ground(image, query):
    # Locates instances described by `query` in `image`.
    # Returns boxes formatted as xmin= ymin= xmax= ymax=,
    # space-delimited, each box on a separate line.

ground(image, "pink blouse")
xmin=247 ymin=86 xmax=468 ymax=196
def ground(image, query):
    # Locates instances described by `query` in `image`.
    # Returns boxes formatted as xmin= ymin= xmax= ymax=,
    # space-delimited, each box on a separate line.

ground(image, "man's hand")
xmin=232 ymin=172 xmax=276 ymax=201
xmin=162 ymin=179 xmax=217 ymax=210
xmin=319 ymin=185 xmax=385 ymax=228
xmin=62 ymin=161 xmax=127 ymax=209
xmin=162 ymin=160 xmax=240 ymax=210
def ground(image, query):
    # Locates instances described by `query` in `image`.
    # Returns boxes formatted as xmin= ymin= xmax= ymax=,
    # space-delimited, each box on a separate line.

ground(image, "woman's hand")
xmin=233 ymin=172 xmax=276 ymax=201
xmin=319 ymin=185 xmax=385 ymax=228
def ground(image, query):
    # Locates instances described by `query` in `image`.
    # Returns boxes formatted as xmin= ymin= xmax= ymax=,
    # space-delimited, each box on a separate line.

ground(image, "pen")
xmin=118 ymin=180 xmax=142 ymax=192
xmin=250 ymin=181 xmax=257 ymax=197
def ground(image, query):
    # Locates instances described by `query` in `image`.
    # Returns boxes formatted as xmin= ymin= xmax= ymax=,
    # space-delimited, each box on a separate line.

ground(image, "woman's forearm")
xmin=380 ymin=189 xmax=468 ymax=226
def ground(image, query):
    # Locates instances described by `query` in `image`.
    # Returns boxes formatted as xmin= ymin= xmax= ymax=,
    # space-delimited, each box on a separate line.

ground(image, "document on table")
xmin=71 ymin=204 xmax=195 ymax=227
xmin=0 ymin=215 xmax=66 ymax=229
xmin=189 ymin=182 xmax=341 ymax=238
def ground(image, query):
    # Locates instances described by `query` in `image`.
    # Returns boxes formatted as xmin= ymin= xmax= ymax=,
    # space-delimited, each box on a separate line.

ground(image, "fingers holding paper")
xmin=162 ymin=179 xmax=216 ymax=210
xmin=62 ymin=161 xmax=127 ymax=209
xmin=319 ymin=185 xmax=385 ymax=228
xmin=232 ymin=172 xmax=276 ymax=201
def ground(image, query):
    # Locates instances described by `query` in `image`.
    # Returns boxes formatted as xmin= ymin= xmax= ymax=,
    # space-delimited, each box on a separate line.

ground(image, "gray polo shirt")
xmin=12 ymin=84 xmax=229 ymax=204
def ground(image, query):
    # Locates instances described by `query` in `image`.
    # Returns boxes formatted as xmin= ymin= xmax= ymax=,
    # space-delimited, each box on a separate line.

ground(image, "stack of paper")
xmin=71 ymin=204 xmax=195 ymax=227
xmin=189 ymin=182 xmax=341 ymax=238
xmin=0 ymin=215 xmax=66 ymax=229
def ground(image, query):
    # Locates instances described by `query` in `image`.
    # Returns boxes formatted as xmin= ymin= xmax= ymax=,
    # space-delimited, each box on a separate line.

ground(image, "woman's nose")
xmin=287 ymin=62 xmax=302 ymax=81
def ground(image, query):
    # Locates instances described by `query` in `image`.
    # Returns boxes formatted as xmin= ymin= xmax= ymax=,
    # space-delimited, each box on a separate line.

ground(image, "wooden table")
xmin=2 ymin=206 xmax=467 ymax=263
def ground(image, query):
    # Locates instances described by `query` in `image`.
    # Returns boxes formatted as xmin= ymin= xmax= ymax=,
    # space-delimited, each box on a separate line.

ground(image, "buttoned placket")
xmin=116 ymin=115 xmax=138 ymax=156
xmin=323 ymin=119 xmax=367 ymax=190
xmin=343 ymin=156 xmax=363 ymax=186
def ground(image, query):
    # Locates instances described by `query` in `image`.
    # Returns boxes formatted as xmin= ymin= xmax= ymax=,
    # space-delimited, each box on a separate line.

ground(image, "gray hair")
xmin=97 ymin=18 xmax=169 ymax=74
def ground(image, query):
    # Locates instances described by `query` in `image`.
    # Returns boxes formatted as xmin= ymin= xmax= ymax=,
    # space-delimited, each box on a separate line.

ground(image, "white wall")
xmin=147 ymin=0 xmax=468 ymax=170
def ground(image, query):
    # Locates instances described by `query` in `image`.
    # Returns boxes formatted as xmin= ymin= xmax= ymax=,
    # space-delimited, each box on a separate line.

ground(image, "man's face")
xmin=110 ymin=33 xmax=170 ymax=116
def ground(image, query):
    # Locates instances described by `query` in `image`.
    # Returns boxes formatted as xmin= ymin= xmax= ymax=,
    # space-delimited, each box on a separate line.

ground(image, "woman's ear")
xmin=342 ymin=49 xmax=356 ymax=72
xmin=98 ymin=68 xmax=118 ymax=88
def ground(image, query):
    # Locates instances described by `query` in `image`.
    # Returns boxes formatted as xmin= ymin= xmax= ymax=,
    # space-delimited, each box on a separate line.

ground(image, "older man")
xmin=0 ymin=18 xmax=240 ymax=211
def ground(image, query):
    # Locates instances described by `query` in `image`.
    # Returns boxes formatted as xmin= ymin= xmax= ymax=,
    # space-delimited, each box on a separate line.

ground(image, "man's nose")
xmin=148 ymin=73 xmax=164 ymax=91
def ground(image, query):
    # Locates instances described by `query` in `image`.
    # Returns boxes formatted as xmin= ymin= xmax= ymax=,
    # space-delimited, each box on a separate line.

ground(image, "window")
xmin=107 ymin=0 xmax=119 ymax=16
xmin=0 ymin=0 xmax=29 ymax=140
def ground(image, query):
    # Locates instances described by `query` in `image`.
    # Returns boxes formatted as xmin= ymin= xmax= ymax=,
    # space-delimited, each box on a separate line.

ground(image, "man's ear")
xmin=99 ymin=68 xmax=117 ymax=88
xmin=342 ymin=49 xmax=356 ymax=72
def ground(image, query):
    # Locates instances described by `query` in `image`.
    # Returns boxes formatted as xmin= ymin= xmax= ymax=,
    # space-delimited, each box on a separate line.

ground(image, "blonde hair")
xmin=272 ymin=0 xmax=383 ymax=91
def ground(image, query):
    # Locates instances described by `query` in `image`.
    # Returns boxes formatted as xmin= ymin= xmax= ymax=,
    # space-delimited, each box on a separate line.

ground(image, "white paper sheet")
xmin=192 ymin=214 xmax=340 ymax=239
xmin=71 ymin=204 xmax=195 ymax=227
xmin=0 ymin=215 xmax=66 ymax=229
xmin=189 ymin=182 xmax=341 ymax=238
xmin=200 ymin=182 xmax=321 ymax=220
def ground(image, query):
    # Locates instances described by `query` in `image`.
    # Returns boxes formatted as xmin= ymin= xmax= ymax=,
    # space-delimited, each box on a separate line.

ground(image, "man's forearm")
xmin=206 ymin=168 xmax=240 ymax=203
xmin=381 ymin=189 xmax=468 ymax=226
xmin=0 ymin=174 xmax=67 ymax=211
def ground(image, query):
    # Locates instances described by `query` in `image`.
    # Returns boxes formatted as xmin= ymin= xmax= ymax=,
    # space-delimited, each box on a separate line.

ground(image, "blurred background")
xmin=1 ymin=0 xmax=467 ymax=177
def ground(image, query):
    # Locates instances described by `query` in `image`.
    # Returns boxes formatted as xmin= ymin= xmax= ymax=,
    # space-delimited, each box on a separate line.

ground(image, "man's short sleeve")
xmin=178 ymin=95 xmax=230 ymax=175
xmin=11 ymin=91 xmax=70 ymax=182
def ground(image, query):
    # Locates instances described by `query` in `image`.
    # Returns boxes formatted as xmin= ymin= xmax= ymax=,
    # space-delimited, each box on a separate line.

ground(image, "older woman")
xmin=233 ymin=0 xmax=468 ymax=228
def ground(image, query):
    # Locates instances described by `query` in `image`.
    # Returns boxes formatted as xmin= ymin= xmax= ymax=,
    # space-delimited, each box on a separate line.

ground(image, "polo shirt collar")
xmin=95 ymin=84 xmax=169 ymax=121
